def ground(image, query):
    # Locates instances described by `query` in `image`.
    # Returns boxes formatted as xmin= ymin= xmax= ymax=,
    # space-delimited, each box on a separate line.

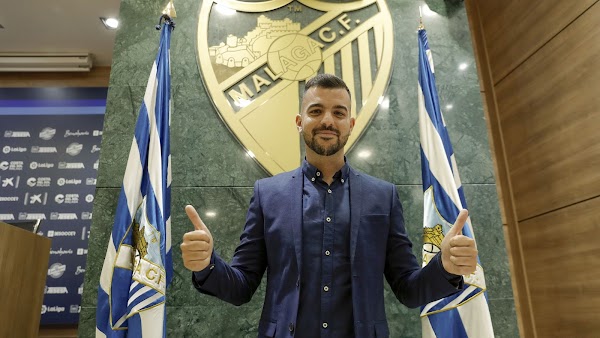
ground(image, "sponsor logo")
xmin=66 ymin=142 xmax=83 ymax=156
xmin=47 ymin=230 xmax=77 ymax=238
xmin=31 ymin=146 xmax=58 ymax=153
xmin=78 ymin=284 xmax=84 ymax=295
xmin=75 ymin=266 xmax=86 ymax=275
xmin=45 ymin=286 xmax=69 ymax=294
xmin=4 ymin=131 xmax=30 ymax=138
xmin=86 ymin=178 xmax=97 ymax=185
xmin=41 ymin=305 xmax=65 ymax=314
xmin=19 ymin=212 xmax=46 ymax=220
xmin=93 ymin=130 xmax=103 ymax=136
xmin=58 ymin=162 xmax=85 ymax=169
xmin=27 ymin=177 xmax=51 ymax=187
xmin=24 ymin=192 xmax=48 ymax=205
xmin=0 ymin=196 xmax=19 ymax=202
xmin=81 ymin=212 xmax=93 ymax=220
xmin=85 ymin=194 xmax=94 ymax=203
xmin=29 ymin=162 xmax=54 ymax=170
xmin=2 ymin=146 xmax=27 ymax=154
xmin=70 ymin=305 xmax=81 ymax=314
xmin=50 ymin=248 xmax=73 ymax=256
xmin=0 ymin=161 xmax=24 ymax=171
xmin=91 ymin=144 xmax=101 ymax=153
xmin=39 ymin=127 xmax=56 ymax=140
xmin=0 ymin=213 xmax=15 ymax=220
xmin=54 ymin=193 xmax=79 ymax=204
xmin=77 ymin=248 xmax=88 ymax=255
xmin=81 ymin=226 xmax=89 ymax=239
xmin=50 ymin=212 xmax=78 ymax=220
xmin=64 ymin=130 xmax=90 ymax=137
xmin=57 ymin=178 xmax=82 ymax=186
xmin=48 ymin=263 xmax=66 ymax=278
xmin=1 ymin=176 xmax=20 ymax=188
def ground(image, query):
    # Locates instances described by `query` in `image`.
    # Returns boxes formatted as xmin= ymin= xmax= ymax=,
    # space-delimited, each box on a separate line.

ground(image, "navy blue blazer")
xmin=194 ymin=167 xmax=462 ymax=337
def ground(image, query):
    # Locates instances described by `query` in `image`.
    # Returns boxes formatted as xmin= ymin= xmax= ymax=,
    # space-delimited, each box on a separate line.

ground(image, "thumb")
xmin=185 ymin=205 xmax=209 ymax=232
xmin=448 ymin=209 xmax=468 ymax=237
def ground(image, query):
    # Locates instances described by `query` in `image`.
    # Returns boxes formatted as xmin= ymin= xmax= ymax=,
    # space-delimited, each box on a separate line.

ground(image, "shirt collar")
xmin=301 ymin=157 xmax=350 ymax=184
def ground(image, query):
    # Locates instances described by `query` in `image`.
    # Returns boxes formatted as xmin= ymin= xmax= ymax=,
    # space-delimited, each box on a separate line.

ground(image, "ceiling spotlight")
xmin=100 ymin=17 xmax=119 ymax=30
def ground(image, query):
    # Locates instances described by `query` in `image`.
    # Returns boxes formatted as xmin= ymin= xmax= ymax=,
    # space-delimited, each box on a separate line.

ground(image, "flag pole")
xmin=418 ymin=6 xmax=425 ymax=30
xmin=157 ymin=1 xmax=177 ymax=30
xmin=163 ymin=0 xmax=177 ymax=18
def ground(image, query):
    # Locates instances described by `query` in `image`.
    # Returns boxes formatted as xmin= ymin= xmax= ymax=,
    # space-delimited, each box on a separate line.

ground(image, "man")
xmin=181 ymin=74 xmax=478 ymax=338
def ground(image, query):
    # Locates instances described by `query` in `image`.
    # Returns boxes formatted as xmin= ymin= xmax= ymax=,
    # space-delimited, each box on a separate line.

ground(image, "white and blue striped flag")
xmin=417 ymin=28 xmax=494 ymax=337
xmin=96 ymin=19 xmax=174 ymax=338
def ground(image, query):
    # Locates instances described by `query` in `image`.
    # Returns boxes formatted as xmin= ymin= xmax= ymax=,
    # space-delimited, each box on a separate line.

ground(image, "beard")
xmin=303 ymin=125 xmax=350 ymax=156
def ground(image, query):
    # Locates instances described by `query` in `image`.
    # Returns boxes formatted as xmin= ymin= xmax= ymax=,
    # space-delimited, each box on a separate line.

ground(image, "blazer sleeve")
xmin=384 ymin=185 xmax=463 ymax=308
xmin=192 ymin=180 xmax=268 ymax=306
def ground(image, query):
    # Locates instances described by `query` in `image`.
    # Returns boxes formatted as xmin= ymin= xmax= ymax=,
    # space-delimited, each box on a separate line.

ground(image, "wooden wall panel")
xmin=465 ymin=1 xmax=536 ymax=336
xmin=519 ymin=196 xmax=600 ymax=337
xmin=0 ymin=66 xmax=110 ymax=87
xmin=495 ymin=2 xmax=600 ymax=221
xmin=477 ymin=0 xmax=597 ymax=84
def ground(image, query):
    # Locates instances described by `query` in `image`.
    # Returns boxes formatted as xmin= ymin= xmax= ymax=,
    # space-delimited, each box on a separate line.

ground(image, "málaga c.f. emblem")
xmin=197 ymin=0 xmax=394 ymax=175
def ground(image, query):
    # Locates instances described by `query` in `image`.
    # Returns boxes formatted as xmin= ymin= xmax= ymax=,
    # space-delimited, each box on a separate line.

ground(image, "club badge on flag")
xmin=417 ymin=27 xmax=495 ymax=338
xmin=96 ymin=16 xmax=174 ymax=338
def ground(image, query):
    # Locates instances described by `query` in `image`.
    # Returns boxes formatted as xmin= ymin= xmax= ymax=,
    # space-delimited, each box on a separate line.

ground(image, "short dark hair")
xmin=304 ymin=73 xmax=351 ymax=100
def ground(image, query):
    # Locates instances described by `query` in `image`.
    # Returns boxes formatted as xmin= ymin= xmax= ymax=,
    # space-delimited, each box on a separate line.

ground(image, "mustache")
xmin=312 ymin=125 xmax=340 ymax=136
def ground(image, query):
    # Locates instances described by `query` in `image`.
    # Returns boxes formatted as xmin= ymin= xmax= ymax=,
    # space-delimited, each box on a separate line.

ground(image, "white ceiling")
xmin=0 ymin=0 xmax=122 ymax=67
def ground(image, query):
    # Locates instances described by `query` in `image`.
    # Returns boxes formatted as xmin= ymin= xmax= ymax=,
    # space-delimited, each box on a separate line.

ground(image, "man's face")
xmin=296 ymin=86 xmax=355 ymax=156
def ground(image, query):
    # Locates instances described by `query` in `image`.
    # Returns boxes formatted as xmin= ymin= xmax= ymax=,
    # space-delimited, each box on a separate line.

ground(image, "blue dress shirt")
xmin=296 ymin=159 xmax=353 ymax=338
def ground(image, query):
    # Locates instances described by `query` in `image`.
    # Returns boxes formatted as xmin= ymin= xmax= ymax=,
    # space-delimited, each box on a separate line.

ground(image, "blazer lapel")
xmin=349 ymin=168 xmax=362 ymax=264
xmin=289 ymin=168 xmax=303 ymax=274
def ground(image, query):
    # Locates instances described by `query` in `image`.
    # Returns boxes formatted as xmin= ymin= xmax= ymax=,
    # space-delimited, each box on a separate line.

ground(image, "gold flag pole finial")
xmin=162 ymin=0 xmax=177 ymax=18
xmin=418 ymin=6 xmax=425 ymax=30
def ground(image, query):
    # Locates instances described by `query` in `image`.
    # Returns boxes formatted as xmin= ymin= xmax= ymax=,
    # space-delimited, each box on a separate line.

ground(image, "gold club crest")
xmin=197 ymin=0 xmax=394 ymax=175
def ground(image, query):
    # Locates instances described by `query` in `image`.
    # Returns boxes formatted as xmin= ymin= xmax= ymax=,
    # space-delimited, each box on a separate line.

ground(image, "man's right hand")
xmin=181 ymin=205 xmax=214 ymax=272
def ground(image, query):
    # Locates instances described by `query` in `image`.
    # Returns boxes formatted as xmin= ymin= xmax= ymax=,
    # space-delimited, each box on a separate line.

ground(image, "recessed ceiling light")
xmin=100 ymin=17 xmax=119 ymax=30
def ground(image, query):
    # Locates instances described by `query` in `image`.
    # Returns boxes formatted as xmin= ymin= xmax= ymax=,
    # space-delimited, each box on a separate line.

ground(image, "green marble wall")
xmin=80 ymin=0 xmax=518 ymax=337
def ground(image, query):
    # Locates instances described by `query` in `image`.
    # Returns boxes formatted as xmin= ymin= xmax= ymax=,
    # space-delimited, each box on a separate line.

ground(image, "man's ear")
xmin=349 ymin=117 xmax=356 ymax=132
xmin=295 ymin=114 xmax=303 ymax=132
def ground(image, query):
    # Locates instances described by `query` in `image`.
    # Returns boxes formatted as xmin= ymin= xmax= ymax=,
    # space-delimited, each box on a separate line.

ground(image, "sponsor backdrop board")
xmin=0 ymin=88 xmax=106 ymax=324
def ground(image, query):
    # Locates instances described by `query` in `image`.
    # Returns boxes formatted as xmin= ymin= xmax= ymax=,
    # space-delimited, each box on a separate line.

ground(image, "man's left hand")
xmin=440 ymin=209 xmax=478 ymax=276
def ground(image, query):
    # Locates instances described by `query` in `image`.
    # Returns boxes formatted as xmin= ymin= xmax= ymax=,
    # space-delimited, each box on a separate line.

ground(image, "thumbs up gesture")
xmin=440 ymin=209 xmax=478 ymax=276
xmin=181 ymin=205 xmax=214 ymax=272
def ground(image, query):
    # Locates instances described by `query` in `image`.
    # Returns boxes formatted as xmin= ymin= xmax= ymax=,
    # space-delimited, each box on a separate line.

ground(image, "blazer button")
xmin=288 ymin=323 xmax=295 ymax=332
